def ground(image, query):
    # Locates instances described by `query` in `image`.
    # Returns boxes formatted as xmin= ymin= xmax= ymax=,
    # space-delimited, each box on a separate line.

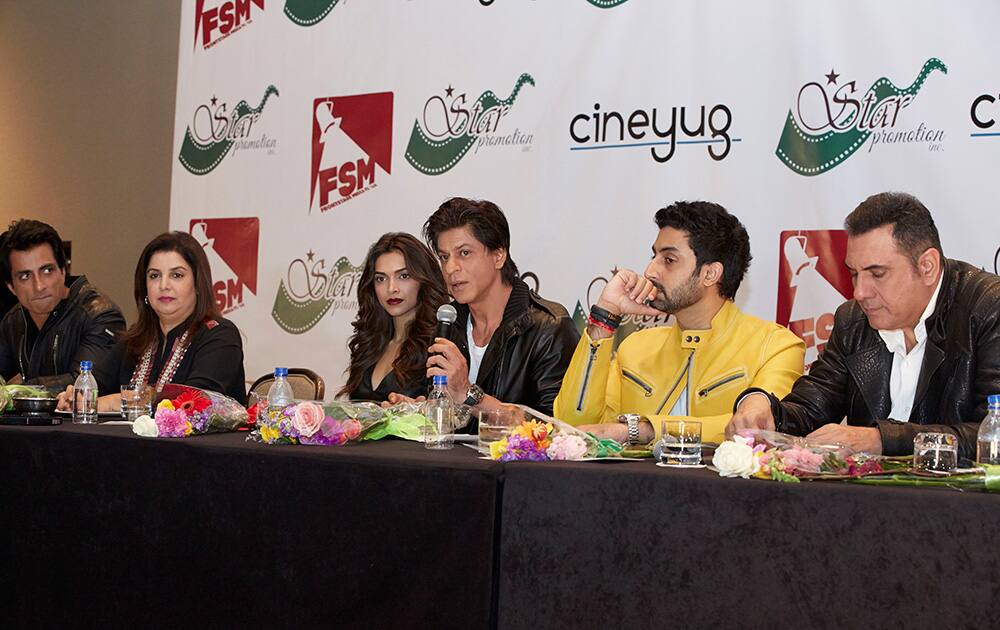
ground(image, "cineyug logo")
xmin=405 ymin=74 xmax=535 ymax=175
xmin=271 ymin=250 xmax=362 ymax=334
xmin=177 ymin=86 xmax=279 ymax=175
xmin=775 ymin=58 xmax=947 ymax=176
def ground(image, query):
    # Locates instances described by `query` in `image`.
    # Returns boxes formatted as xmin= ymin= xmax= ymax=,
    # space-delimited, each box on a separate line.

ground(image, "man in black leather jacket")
xmin=388 ymin=197 xmax=579 ymax=423
xmin=0 ymin=220 xmax=126 ymax=393
xmin=728 ymin=192 xmax=1000 ymax=459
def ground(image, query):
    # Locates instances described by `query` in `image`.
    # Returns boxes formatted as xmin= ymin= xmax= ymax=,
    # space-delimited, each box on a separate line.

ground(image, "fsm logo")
xmin=776 ymin=230 xmax=852 ymax=368
xmin=405 ymin=74 xmax=535 ymax=175
xmin=570 ymin=102 xmax=736 ymax=162
xmin=190 ymin=218 xmax=259 ymax=315
xmin=284 ymin=0 xmax=340 ymax=26
xmin=776 ymin=58 xmax=947 ymax=176
xmin=310 ymin=92 xmax=393 ymax=213
xmin=178 ymin=86 xmax=279 ymax=175
xmin=194 ymin=0 xmax=264 ymax=50
xmin=271 ymin=250 xmax=362 ymax=334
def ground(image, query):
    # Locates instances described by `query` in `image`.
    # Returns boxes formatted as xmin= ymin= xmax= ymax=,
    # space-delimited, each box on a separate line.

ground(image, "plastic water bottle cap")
xmin=989 ymin=394 xmax=1000 ymax=407
xmin=274 ymin=367 xmax=288 ymax=377
xmin=432 ymin=375 xmax=448 ymax=386
xmin=80 ymin=360 xmax=93 ymax=371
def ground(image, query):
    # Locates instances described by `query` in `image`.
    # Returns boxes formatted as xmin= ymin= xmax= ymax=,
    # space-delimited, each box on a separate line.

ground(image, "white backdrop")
xmin=169 ymin=0 xmax=1000 ymax=390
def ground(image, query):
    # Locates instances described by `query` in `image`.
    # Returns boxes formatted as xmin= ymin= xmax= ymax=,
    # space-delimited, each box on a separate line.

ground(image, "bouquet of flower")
xmin=489 ymin=413 xmax=621 ymax=462
xmin=360 ymin=401 xmax=436 ymax=442
xmin=712 ymin=430 xmax=905 ymax=482
xmin=251 ymin=400 xmax=386 ymax=446
xmin=132 ymin=385 xmax=248 ymax=438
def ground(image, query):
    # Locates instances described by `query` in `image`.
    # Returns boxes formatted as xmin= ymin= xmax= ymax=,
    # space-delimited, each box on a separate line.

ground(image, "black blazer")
xmin=450 ymin=278 xmax=579 ymax=423
xmin=754 ymin=259 xmax=1000 ymax=458
xmin=114 ymin=316 xmax=247 ymax=406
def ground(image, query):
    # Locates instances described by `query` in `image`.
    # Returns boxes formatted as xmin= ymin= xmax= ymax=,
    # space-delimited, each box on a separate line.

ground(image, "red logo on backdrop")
xmin=194 ymin=0 xmax=264 ymax=50
xmin=310 ymin=92 xmax=393 ymax=213
xmin=189 ymin=218 xmax=259 ymax=314
xmin=777 ymin=230 xmax=853 ymax=368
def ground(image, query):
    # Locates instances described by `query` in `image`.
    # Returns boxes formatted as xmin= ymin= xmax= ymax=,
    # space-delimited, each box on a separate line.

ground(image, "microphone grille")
xmin=436 ymin=304 xmax=458 ymax=324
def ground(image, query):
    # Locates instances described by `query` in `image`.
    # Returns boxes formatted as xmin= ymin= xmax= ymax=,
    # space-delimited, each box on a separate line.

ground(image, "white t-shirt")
xmin=877 ymin=276 xmax=943 ymax=422
xmin=467 ymin=317 xmax=489 ymax=384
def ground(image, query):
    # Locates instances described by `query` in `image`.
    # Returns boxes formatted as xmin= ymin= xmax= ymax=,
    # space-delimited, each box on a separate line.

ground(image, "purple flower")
xmin=155 ymin=408 xmax=191 ymax=438
xmin=500 ymin=434 xmax=550 ymax=462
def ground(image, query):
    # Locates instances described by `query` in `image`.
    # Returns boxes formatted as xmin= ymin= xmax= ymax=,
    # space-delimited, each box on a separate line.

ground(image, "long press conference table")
xmin=1 ymin=423 xmax=997 ymax=629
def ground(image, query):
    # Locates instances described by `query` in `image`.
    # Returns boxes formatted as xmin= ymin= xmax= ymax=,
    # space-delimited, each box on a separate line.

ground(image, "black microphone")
xmin=435 ymin=304 xmax=458 ymax=341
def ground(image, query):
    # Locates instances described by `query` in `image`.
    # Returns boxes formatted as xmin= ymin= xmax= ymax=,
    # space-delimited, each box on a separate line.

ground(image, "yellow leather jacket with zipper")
xmin=554 ymin=300 xmax=805 ymax=443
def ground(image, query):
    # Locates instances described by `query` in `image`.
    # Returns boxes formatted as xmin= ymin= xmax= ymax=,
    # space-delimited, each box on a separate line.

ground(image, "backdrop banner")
xmin=169 ymin=0 xmax=1000 ymax=391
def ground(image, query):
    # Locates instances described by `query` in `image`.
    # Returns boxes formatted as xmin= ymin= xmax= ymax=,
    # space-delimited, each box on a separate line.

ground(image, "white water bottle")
xmin=977 ymin=394 xmax=1000 ymax=465
xmin=423 ymin=375 xmax=455 ymax=450
xmin=72 ymin=360 xmax=99 ymax=424
xmin=267 ymin=367 xmax=295 ymax=411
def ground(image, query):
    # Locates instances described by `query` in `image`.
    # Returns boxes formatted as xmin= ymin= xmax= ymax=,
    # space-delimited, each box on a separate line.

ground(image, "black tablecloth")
xmin=4 ymin=424 xmax=1000 ymax=629
xmin=0 ymin=424 xmax=502 ymax=629
xmin=498 ymin=460 xmax=1000 ymax=629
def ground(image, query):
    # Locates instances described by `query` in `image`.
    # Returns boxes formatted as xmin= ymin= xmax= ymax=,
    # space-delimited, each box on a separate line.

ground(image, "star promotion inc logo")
xmin=775 ymin=58 xmax=947 ymax=176
xmin=177 ymin=86 xmax=279 ymax=175
xmin=405 ymin=74 xmax=535 ymax=176
xmin=271 ymin=250 xmax=362 ymax=334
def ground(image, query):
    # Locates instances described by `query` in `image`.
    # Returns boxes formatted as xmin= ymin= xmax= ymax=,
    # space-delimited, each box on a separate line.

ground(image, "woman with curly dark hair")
xmin=338 ymin=232 xmax=448 ymax=401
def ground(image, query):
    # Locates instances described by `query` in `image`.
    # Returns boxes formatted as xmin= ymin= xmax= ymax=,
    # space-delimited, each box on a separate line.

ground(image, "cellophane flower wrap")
xmin=712 ymin=429 xmax=905 ymax=483
xmin=131 ymin=384 xmax=248 ymax=438
xmin=489 ymin=410 xmax=613 ymax=462
xmin=251 ymin=400 xmax=387 ymax=446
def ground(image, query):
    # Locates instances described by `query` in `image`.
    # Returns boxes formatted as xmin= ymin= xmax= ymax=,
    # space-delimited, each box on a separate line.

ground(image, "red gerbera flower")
xmin=173 ymin=389 xmax=211 ymax=414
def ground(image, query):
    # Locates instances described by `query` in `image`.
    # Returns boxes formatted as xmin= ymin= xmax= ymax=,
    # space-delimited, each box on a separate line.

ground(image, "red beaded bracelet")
xmin=588 ymin=316 xmax=618 ymax=333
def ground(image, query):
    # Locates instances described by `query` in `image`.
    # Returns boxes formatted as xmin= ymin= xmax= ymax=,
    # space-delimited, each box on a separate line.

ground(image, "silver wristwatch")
xmin=463 ymin=383 xmax=486 ymax=407
xmin=617 ymin=413 xmax=641 ymax=445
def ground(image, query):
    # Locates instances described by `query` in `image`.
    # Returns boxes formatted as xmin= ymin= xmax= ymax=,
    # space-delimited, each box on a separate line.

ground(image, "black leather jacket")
xmin=0 ymin=276 xmax=126 ymax=393
xmin=753 ymin=259 xmax=1000 ymax=458
xmin=450 ymin=278 xmax=579 ymax=421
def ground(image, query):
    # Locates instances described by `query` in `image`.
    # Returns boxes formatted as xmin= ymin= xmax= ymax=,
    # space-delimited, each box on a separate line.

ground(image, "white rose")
xmin=712 ymin=440 xmax=758 ymax=478
xmin=132 ymin=414 xmax=159 ymax=438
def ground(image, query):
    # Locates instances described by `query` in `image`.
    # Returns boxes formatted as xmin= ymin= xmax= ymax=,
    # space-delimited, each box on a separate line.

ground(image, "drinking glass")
xmin=659 ymin=419 xmax=703 ymax=467
xmin=120 ymin=385 xmax=153 ymax=421
xmin=477 ymin=407 xmax=519 ymax=455
xmin=913 ymin=432 xmax=958 ymax=472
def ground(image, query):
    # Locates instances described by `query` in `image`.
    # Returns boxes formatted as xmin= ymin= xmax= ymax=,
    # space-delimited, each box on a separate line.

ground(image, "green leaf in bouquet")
xmin=362 ymin=412 xmax=427 ymax=442
xmin=588 ymin=434 xmax=625 ymax=458
xmin=322 ymin=401 xmax=356 ymax=421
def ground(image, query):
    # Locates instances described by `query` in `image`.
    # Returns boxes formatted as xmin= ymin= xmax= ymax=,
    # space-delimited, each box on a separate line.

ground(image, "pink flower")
xmin=342 ymin=418 xmax=362 ymax=441
xmin=292 ymin=402 xmax=325 ymax=437
xmin=155 ymin=408 xmax=191 ymax=438
xmin=780 ymin=446 xmax=825 ymax=475
xmin=319 ymin=417 xmax=348 ymax=445
xmin=547 ymin=434 xmax=588 ymax=460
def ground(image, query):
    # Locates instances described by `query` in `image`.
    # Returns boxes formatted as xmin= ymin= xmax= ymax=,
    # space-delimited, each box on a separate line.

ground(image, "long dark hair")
xmin=122 ymin=231 xmax=221 ymax=358
xmin=339 ymin=233 xmax=448 ymax=397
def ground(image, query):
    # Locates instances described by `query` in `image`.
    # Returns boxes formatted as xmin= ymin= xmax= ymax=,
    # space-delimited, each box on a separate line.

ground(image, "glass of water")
xmin=913 ymin=432 xmax=958 ymax=472
xmin=477 ymin=407 xmax=520 ymax=455
xmin=660 ymin=419 xmax=703 ymax=467
xmin=120 ymin=385 xmax=153 ymax=421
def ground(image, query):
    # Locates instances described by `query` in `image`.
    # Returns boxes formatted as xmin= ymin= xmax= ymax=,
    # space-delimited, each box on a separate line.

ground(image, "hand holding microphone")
xmin=427 ymin=304 xmax=470 ymax=400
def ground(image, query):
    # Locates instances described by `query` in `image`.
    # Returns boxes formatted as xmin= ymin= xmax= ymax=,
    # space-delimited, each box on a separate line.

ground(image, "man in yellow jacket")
xmin=554 ymin=201 xmax=805 ymax=446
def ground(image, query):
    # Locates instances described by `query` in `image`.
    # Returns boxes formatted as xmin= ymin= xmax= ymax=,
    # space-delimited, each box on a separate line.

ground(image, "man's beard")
xmin=647 ymin=273 xmax=702 ymax=314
